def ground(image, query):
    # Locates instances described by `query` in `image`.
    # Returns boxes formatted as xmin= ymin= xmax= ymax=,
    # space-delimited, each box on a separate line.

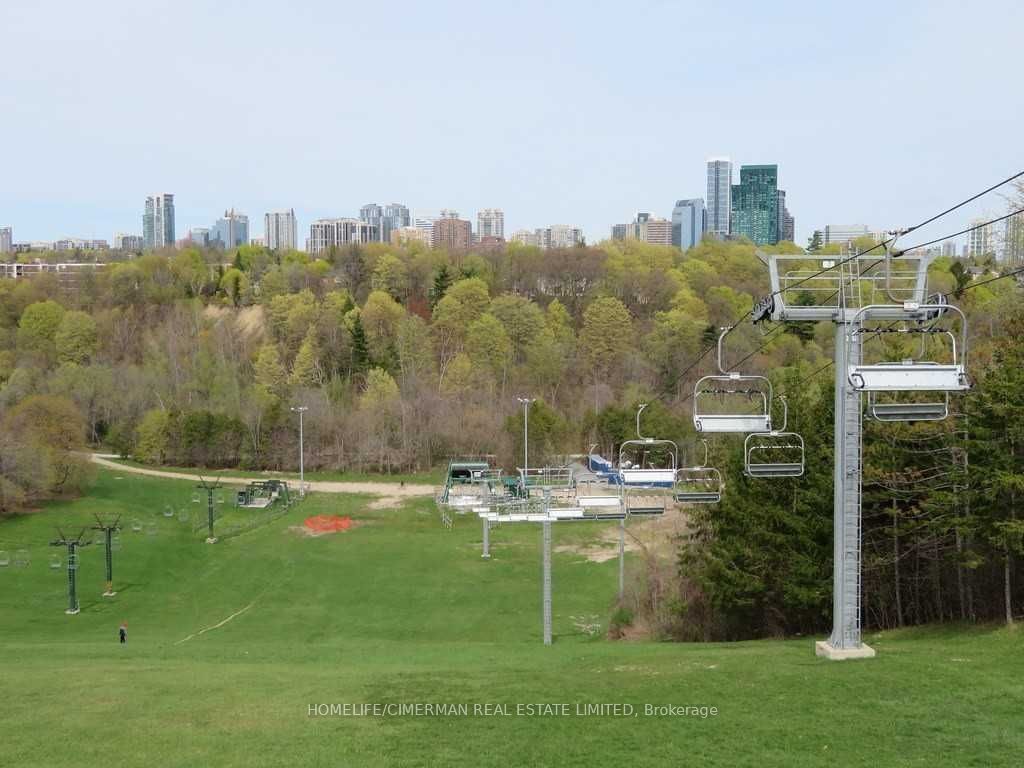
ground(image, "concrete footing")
xmin=815 ymin=640 xmax=876 ymax=660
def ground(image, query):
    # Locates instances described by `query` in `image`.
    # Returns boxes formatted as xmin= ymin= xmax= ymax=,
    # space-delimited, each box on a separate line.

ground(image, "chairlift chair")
xmin=618 ymin=405 xmax=678 ymax=515
xmin=693 ymin=328 xmax=773 ymax=433
xmin=744 ymin=397 xmax=806 ymax=478
xmin=847 ymin=303 xmax=970 ymax=393
xmin=866 ymin=391 xmax=950 ymax=422
xmin=674 ymin=441 xmax=723 ymax=503
xmin=618 ymin=405 xmax=679 ymax=488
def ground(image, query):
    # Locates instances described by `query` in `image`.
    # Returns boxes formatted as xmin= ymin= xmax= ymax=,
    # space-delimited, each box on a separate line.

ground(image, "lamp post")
xmin=291 ymin=406 xmax=308 ymax=497
xmin=516 ymin=397 xmax=535 ymax=477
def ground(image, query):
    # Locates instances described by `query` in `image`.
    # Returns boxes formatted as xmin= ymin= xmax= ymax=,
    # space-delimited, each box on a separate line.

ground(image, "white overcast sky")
xmin=1 ymin=0 xmax=1021 ymax=247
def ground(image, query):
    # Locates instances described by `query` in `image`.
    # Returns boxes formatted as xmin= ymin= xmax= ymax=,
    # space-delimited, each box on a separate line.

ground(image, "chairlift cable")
xmin=904 ymin=170 xmax=1024 ymax=234
xmin=943 ymin=262 xmax=1024 ymax=297
xmin=899 ymin=207 xmax=1024 ymax=253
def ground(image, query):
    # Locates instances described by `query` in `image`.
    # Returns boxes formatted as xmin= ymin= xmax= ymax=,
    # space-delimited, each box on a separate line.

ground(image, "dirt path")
xmin=90 ymin=454 xmax=435 ymax=498
xmin=174 ymin=601 xmax=256 ymax=645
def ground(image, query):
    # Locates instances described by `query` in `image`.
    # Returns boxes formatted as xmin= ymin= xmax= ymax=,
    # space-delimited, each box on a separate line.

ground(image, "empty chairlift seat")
xmin=848 ymin=361 xmax=968 ymax=392
xmin=619 ymin=466 xmax=677 ymax=487
xmin=693 ymin=373 xmax=773 ymax=433
xmin=674 ymin=467 xmax=723 ymax=503
xmin=618 ymin=438 xmax=678 ymax=489
xmin=577 ymin=495 xmax=626 ymax=520
xmin=847 ymin=304 xmax=970 ymax=393
xmin=866 ymin=391 xmax=949 ymax=422
xmin=693 ymin=328 xmax=775 ymax=434
xmin=744 ymin=432 xmax=805 ymax=478
xmin=618 ymin=435 xmax=677 ymax=516
xmin=743 ymin=396 xmax=805 ymax=478
xmin=674 ymin=441 xmax=723 ymax=503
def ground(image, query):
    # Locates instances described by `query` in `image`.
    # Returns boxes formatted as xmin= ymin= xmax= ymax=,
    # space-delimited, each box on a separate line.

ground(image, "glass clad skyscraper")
xmin=731 ymin=165 xmax=778 ymax=245
xmin=705 ymin=158 xmax=732 ymax=238
xmin=143 ymin=194 xmax=175 ymax=250
xmin=672 ymin=198 xmax=706 ymax=250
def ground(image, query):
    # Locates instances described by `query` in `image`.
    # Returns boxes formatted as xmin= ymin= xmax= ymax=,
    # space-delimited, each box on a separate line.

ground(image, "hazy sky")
xmin=1 ymin=0 xmax=1021 ymax=248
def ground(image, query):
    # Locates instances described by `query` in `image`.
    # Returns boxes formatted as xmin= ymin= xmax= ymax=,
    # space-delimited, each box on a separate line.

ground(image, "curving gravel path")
xmin=90 ymin=454 xmax=435 ymax=497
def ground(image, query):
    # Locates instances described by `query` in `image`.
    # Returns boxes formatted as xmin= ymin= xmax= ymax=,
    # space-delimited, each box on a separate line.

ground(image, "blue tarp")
xmin=587 ymin=454 xmax=623 ymax=485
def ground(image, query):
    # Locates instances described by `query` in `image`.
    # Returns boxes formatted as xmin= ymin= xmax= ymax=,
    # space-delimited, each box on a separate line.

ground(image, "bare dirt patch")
xmin=367 ymin=497 xmax=404 ymax=510
xmin=554 ymin=507 xmax=691 ymax=563
xmin=287 ymin=519 xmax=366 ymax=538
xmin=556 ymin=536 xmax=633 ymax=564
xmin=612 ymin=617 xmax=654 ymax=642
xmin=234 ymin=305 xmax=266 ymax=339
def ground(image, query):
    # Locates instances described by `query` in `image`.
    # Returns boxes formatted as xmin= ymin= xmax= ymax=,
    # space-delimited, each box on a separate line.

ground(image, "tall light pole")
xmin=516 ymin=397 xmax=535 ymax=478
xmin=291 ymin=406 xmax=308 ymax=497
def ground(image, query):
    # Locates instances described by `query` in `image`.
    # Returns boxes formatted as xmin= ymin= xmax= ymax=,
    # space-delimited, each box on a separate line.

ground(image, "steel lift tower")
xmin=196 ymin=475 xmax=223 ymax=544
xmin=50 ymin=527 xmax=91 ymax=615
xmin=92 ymin=513 xmax=121 ymax=596
xmin=755 ymin=244 xmax=969 ymax=659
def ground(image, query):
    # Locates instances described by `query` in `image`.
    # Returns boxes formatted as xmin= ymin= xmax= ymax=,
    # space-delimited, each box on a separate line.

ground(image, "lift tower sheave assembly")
xmin=756 ymin=244 xmax=968 ymax=659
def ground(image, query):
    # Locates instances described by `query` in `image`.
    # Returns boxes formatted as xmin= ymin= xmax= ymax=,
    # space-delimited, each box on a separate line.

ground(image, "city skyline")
xmin=0 ymin=151 xmax=1010 ymax=257
xmin=0 ymin=2 xmax=1020 ymax=250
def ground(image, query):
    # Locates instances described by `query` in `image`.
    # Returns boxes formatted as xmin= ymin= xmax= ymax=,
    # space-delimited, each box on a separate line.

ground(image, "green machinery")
xmin=236 ymin=479 xmax=291 ymax=508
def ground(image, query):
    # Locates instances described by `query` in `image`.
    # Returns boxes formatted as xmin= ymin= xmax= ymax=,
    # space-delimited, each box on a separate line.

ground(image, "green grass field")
xmin=0 ymin=471 xmax=1021 ymax=767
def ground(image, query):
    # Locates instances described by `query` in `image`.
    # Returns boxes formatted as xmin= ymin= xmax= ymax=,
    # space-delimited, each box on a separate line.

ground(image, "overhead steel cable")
xmin=902 ymin=169 xmax=1024 ymax=235
xmin=898 ymin=207 xmax=1024 ymax=253
xmin=663 ymin=322 xmax=787 ymax=407
xmin=671 ymin=328 xmax=788 ymax=409
xmin=946 ymin=264 xmax=1024 ymax=296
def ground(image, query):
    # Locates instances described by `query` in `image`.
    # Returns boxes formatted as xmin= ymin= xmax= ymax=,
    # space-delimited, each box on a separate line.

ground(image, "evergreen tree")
xmin=966 ymin=310 xmax=1024 ymax=625
xmin=429 ymin=264 xmax=452 ymax=309
xmin=349 ymin=314 xmax=371 ymax=375
xmin=807 ymin=230 xmax=823 ymax=252
xmin=679 ymin=369 xmax=834 ymax=639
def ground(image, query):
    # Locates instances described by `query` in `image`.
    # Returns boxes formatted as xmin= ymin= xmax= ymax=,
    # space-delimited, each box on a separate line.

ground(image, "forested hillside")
xmin=0 ymin=237 xmax=802 ymax=477
xmin=1 ymin=234 xmax=1022 ymax=638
